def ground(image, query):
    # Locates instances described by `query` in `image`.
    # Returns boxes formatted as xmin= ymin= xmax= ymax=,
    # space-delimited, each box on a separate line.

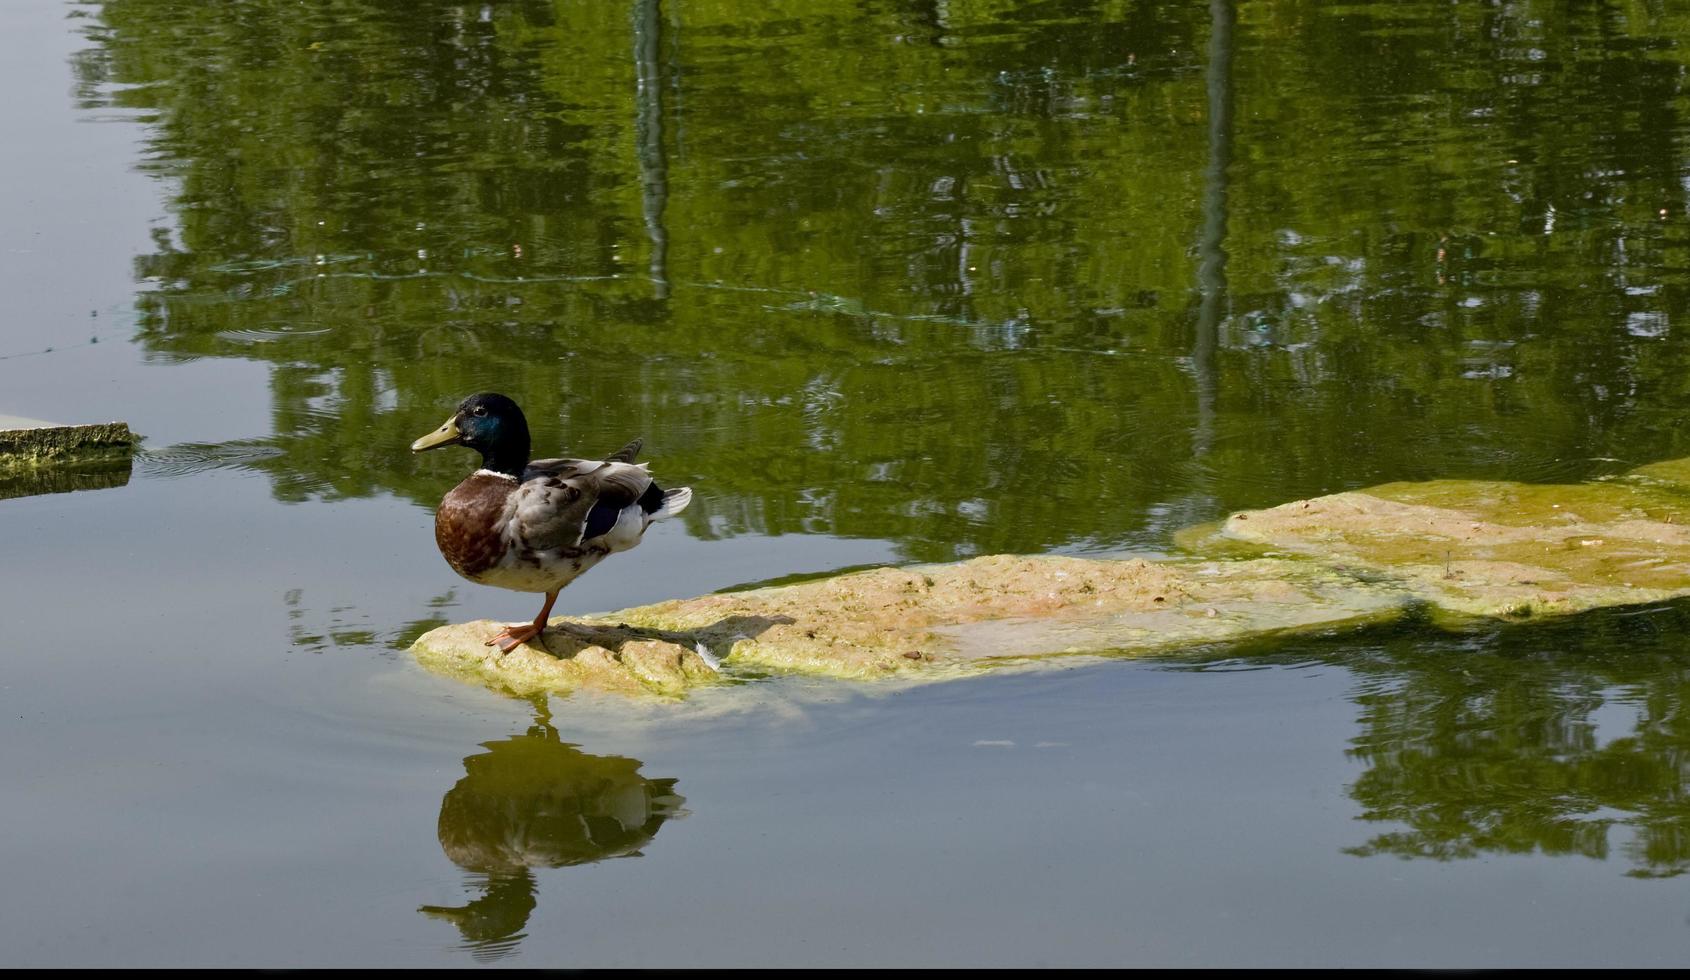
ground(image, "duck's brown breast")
xmin=435 ymin=473 xmax=516 ymax=579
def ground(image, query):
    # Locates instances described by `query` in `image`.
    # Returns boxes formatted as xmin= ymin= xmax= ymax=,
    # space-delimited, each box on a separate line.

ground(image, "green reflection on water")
xmin=63 ymin=0 xmax=1690 ymax=884
xmin=1342 ymin=607 xmax=1690 ymax=879
xmin=1185 ymin=604 xmax=1690 ymax=880
xmin=420 ymin=704 xmax=685 ymax=960
xmin=0 ymin=458 xmax=130 ymax=500
xmin=77 ymin=0 xmax=1690 ymax=560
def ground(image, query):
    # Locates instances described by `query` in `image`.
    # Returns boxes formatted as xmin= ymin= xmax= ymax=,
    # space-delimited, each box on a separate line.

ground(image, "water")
xmin=6 ymin=0 xmax=1690 ymax=965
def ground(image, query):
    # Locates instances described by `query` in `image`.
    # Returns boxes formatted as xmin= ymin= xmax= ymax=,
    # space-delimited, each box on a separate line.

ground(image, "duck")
xmin=411 ymin=392 xmax=692 ymax=653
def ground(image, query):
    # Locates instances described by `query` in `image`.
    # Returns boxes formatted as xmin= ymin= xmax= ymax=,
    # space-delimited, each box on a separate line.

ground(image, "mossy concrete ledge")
xmin=0 ymin=416 xmax=136 ymax=500
xmin=411 ymin=554 xmax=1409 ymax=698
xmin=1216 ymin=457 xmax=1690 ymax=622
xmin=0 ymin=416 xmax=135 ymax=468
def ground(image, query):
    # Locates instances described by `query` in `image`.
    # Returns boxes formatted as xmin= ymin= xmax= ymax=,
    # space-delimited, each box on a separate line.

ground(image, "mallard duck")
xmin=411 ymin=392 xmax=692 ymax=652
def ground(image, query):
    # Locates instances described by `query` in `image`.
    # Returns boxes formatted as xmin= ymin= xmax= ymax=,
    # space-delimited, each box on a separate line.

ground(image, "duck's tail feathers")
xmin=607 ymin=438 xmax=644 ymax=464
xmin=647 ymin=486 xmax=692 ymax=522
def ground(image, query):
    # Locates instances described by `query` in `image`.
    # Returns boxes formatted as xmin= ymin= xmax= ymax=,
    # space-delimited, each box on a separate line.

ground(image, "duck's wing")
xmin=522 ymin=457 xmax=603 ymax=481
xmin=524 ymin=445 xmax=646 ymax=479
xmin=606 ymin=438 xmax=643 ymax=464
xmin=511 ymin=459 xmax=655 ymax=551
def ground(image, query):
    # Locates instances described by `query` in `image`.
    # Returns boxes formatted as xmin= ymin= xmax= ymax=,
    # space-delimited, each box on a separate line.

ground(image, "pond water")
xmin=7 ymin=0 xmax=1690 ymax=966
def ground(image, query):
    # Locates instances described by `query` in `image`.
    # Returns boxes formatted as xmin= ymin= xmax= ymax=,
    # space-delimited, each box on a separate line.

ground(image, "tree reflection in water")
xmin=1201 ymin=604 xmax=1690 ymax=879
xmin=76 ymin=0 xmax=1690 ymax=562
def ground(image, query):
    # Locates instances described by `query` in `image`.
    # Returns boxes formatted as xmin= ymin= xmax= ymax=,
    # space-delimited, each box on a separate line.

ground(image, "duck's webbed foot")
xmin=485 ymin=589 xmax=561 ymax=653
xmin=485 ymin=622 xmax=544 ymax=653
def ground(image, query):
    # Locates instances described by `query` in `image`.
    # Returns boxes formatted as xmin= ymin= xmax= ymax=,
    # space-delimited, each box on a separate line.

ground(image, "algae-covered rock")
xmin=415 ymin=457 xmax=1690 ymax=700
xmin=413 ymin=620 xmax=730 ymax=698
xmin=1625 ymin=456 xmax=1690 ymax=490
xmin=0 ymin=418 xmax=133 ymax=467
xmin=0 ymin=418 xmax=135 ymax=500
xmin=412 ymin=554 xmax=1409 ymax=697
xmin=1220 ymin=464 xmax=1690 ymax=622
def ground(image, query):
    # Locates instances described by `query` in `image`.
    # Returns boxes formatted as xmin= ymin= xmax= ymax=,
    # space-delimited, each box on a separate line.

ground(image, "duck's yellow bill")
xmin=411 ymin=415 xmax=462 ymax=452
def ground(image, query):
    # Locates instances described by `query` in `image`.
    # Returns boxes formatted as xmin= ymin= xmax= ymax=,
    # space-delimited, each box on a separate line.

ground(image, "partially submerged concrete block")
xmin=1218 ymin=461 xmax=1690 ymax=622
xmin=412 ymin=554 xmax=1410 ymax=698
xmin=0 ymin=416 xmax=134 ymax=466
xmin=0 ymin=416 xmax=135 ymax=500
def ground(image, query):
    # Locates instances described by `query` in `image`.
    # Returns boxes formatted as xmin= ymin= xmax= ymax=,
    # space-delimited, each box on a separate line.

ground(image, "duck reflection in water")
xmin=419 ymin=702 xmax=685 ymax=958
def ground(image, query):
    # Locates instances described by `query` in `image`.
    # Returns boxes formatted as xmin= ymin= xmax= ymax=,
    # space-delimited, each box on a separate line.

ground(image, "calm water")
xmin=7 ymin=0 xmax=1690 ymax=966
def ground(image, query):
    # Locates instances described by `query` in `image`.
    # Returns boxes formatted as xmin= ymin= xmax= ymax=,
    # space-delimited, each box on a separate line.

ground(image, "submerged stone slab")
xmin=1218 ymin=461 xmax=1690 ymax=622
xmin=411 ymin=554 xmax=1409 ymax=698
xmin=0 ymin=416 xmax=134 ymax=466
xmin=0 ymin=417 xmax=135 ymax=500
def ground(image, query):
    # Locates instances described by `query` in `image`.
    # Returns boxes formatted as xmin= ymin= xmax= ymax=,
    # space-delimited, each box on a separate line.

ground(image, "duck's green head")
xmin=412 ymin=392 xmax=532 ymax=476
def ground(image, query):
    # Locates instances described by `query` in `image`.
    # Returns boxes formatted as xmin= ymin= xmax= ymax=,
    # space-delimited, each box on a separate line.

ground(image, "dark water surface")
xmin=8 ymin=0 xmax=1690 ymax=965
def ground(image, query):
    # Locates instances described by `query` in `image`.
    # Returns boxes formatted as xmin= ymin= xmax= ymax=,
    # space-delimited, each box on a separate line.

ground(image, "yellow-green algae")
xmin=411 ymin=554 xmax=1410 ymax=698
xmin=416 ymin=458 xmax=1690 ymax=699
xmin=1219 ymin=458 xmax=1690 ymax=622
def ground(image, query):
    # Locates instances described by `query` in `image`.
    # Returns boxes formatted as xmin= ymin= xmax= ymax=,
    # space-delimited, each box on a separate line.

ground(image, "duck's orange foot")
xmin=485 ymin=623 xmax=543 ymax=653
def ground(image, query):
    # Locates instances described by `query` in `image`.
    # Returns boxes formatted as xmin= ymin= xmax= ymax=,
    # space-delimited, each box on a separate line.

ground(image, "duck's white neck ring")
xmin=474 ymin=468 xmax=519 ymax=481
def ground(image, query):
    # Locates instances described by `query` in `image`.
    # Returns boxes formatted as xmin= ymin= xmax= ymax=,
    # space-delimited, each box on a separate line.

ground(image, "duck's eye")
xmin=473 ymin=406 xmax=487 ymax=417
